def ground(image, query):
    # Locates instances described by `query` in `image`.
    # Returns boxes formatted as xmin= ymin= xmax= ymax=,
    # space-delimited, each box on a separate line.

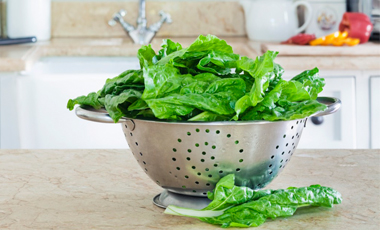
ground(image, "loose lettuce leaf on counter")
xmin=165 ymin=174 xmax=342 ymax=228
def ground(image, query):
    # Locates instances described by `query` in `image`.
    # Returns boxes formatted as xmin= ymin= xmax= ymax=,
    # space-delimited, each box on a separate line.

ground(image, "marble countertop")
xmin=0 ymin=37 xmax=379 ymax=72
xmin=0 ymin=149 xmax=379 ymax=229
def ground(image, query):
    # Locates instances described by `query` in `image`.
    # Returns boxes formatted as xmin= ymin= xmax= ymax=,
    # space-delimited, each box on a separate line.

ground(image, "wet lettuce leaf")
xmin=165 ymin=174 xmax=342 ymax=228
xmin=67 ymin=35 xmax=328 ymax=123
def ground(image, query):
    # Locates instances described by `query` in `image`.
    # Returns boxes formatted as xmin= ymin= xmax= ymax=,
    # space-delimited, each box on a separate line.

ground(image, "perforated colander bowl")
xmin=76 ymin=97 xmax=340 ymax=197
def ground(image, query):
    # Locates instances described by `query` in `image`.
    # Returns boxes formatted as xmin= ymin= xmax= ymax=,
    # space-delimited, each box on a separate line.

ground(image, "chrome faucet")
xmin=108 ymin=0 xmax=172 ymax=45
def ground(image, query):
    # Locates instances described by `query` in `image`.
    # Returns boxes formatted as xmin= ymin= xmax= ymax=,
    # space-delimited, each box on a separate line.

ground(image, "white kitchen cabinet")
xmin=283 ymin=71 xmax=358 ymax=149
xmin=14 ymin=57 xmax=140 ymax=149
xmin=370 ymin=76 xmax=380 ymax=149
xmin=300 ymin=76 xmax=356 ymax=149
xmin=0 ymin=73 xmax=21 ymax=148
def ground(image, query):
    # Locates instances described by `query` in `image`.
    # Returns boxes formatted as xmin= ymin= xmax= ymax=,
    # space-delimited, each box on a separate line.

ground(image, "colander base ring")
xmin=153 ymin=189 xmax=211 ymax=209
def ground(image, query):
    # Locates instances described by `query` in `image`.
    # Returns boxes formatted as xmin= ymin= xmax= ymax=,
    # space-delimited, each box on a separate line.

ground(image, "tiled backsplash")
xmin=51 ymin=0 xmax=245 ymax=38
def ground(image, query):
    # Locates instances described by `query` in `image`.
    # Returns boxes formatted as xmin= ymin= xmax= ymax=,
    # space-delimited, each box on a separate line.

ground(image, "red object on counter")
xmin=281 ymin=34 xmax=316 ymax=45
xmin=339 ymin=12 xmax=373 ymax=44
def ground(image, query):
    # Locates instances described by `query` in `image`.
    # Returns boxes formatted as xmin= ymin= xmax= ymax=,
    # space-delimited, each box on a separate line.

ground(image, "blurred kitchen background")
xmin=0 ymin=0 xmax=379 ymax=149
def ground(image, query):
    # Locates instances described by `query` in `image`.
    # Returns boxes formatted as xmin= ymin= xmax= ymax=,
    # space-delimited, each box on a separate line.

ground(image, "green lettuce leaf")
xmin=165 ymin=174 xmax=342 ymax=228
xmin=67 ymin=92 xmax=103 ymax=111
xmin=104 ymin=89 xmax=142 ymax=122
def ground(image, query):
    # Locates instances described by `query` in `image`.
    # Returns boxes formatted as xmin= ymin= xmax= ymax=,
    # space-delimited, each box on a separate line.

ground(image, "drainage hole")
xmin=212 ymin=145 xmax=216 ymax=149
xmin=283 ymin=134 xmax=286 ymax=138
xmin=206 ymin=183 xmax=210 ymax=186
xmin=288 ymin=151 xmax=291 ymax=154
xmin=281 ymin=151 xmax=285 ymax=155
xmin=279 ymin=165 xmax=282 ymax=168
xmin=211 ymin=156 xmax=215 ymax=160
xmin=271 ymin=155 xmax=275 ymax=159
xmin=208 ymin=174 xmax=212 ymax=178
xmin=286 ymin=159 xmax=288 ymax=162
xmin=216 ymin=130 xmax=220 ymax=134
xmin=135 ymin=142 xmax=138 ymax=146
xmin=187 ymin=132 xmax=191 ymax=136
xmin=178 ymin=139 xmax=182 ymax=143
xmin=195 ymin=143 xmax=199 ymax=147
xmin=292 ymin=136 xmax=294 ymax=139
xmin=143 ymin=161 xmax=146 ymax=165
xmin=280 ymin=159 xmax=283 ymax=163
xmin=197 ymin=172 xmax=201 ymax=176
xmin=140 ymin=152 xmax=143 ymax=156
xmin=145 ymin=168 xmax=148 ymax=171
xmin=292 ymin=143 xmax=294 ymax=146
xmin=227 ymin=134 xmax=231 ymax=138
xmin=235 ymin=140 xmax=239 ymax=144
xmin=205 ymin=168 xmax=209 ymax=171
xmin=156 ymin=181 xmax=160 ymax=184
xmin=185 ymin=175 xmax=189 ymax=179
xmin=239 ymin=159 xmax=243 ymax=163
xmin=182 ymin=186 xmax=186 ymax=188
xmin=196 ymin=128 xmax=200 ymax=132
xmin=239 ymin=149 xmax=244 ymax=153
xmin=130 ymin=132 xmax=133 ymax=136
xmin=201 ymin=159 xmax=205 ymax=162
xmin=176 ymin=167 xmax=180 ymax=170
xmin=186 ymin=157 xmax=191 ymax=161
xmin=195 ymin=181 xmax=199 ymax=184
xmin=172 ymin=158 xmax=176 ymax=161
xmin=236 ymin=168 xmax=241 ymax=172
xmin=291 ymin=126 xmax=294 ymax=129
xmin=173 ymin=148 xmax=177 ymax=152
xmin=219 ymin=170 xmax=223 ymax=173
xmin=204 ymin=142 xmax=209 ymax=146
xmin=213 ymin=163 xmax=218 ymax=167
xmin=276 ymin=145 xmax=279 ymax=149
xmin=286 ymin=143 xmax=288 ymax=147
xmin=269 ymin=164 xmax=272 ymax=168
xmin=203 ymin=192 xmax=207 ymax=195
xmin=187 ymin=149 xmax=192 ymax=153
xmin=192 ymin=166 xmax=196 ymax=169
xmin=205 ymin=129 xmax=210 ymax=133
xmin=202 ymin=151 xmax=206 ymax=155
xmin=192 ymin=190 xmax=196 ymax=193
xmin=125 ymin=125 xmax=128 ymax=129
xmin=269 ymin=171 xmax=273 ymax=175
xmin=296 ymin=121 xmax=299 ymax=124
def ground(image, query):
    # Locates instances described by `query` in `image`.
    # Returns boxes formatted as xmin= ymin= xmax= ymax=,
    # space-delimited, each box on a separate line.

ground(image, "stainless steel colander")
xmin=76 ymin=97 xmax=340 ymax=198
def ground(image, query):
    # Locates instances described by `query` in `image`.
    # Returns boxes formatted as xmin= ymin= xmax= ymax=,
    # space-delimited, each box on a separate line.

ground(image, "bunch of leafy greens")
xmin=165 ymin=174 xmax=342 ymax=228
xmin=67 ymin=35 xmax=327 ymax=122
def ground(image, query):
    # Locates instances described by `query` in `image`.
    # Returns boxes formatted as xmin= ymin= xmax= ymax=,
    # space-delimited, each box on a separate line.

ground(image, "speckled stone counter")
xmin=0 ymin=149 xmax=379 ymax=229
xmin=1 ymin=37 xmax=379 ymax=72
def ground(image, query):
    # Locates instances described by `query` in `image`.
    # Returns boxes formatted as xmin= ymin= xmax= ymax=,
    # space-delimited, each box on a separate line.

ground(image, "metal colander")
xmin=76 ymin=97 xmax=340 ymax=197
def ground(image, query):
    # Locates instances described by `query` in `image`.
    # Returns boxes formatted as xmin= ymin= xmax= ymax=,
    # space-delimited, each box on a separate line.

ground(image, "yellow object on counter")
xmin=309 ymin=31 xmax=360 ymax=46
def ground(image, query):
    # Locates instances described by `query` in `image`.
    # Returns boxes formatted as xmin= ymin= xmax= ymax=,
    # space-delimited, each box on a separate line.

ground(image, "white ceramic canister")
xmin=240 ymin=0 xmax=313 ymax=42
xmin=297 ymin=0 xmax=346 ymax=38
xmin=7 ymin=0 xmax=51 ymax=40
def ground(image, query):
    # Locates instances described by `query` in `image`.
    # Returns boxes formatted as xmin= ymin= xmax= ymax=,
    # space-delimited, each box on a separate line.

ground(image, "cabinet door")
xmin=283 ymin=73 xmax=356 ymax=149
xmin=299 ymin=76 xmax=356 ymax=149
xmin=370 ymin=76 xmax=380 ymax=149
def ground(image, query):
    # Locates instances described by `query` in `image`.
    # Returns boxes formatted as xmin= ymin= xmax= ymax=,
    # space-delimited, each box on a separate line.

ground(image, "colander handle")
xmin=75 ymin=106 xmax=132 ymax=124
xmin=313 ymin=97 xmax=341 ymax=117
